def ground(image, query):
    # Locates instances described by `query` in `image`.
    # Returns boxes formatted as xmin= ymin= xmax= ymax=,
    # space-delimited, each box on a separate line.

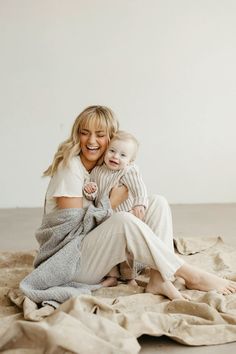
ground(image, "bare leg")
xmin=126 ymin=279 xmax=138 ymax=287
xmin=146 ymin=269 xmax=185 ymax=300
xmin=101 ymin=276 xmax=118 ymax=287
xmin=101 ymin=265 xmax=119 ymax=287
xmin=101 ymin=276 xmax=138 ymax=287
xmin=175 ymin=264 xmax=236 ymax=295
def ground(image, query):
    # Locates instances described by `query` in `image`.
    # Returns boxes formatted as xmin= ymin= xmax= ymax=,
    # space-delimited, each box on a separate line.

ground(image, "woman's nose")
xmin=88 ymin=133 xmax=97 ymax=144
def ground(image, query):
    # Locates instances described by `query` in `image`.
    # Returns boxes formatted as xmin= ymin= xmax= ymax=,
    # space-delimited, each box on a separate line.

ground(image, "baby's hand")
xmin=84 ymin=182 xmax=98 ymax=194
xmin=130 ymin=205 xmax=145 ymax=220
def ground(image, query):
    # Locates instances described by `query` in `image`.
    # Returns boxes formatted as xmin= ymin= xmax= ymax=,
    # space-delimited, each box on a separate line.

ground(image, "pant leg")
xmin=75 ymin=211 xmax=184 ymax=285
xmin=144 ymin=195 xmax=174 ymax=252
xmin=105 ymin=195 xmax=172 ymax=280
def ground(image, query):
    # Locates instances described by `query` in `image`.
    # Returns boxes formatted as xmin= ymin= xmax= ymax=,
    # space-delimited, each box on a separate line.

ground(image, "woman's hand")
xmin=130 ymin=205 xmax=145 ymax=220
xmin=109 ymin=184 xmax=128 ymax=209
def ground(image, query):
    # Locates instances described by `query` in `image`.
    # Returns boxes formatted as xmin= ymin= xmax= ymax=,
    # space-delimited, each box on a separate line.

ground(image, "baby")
xmin=83 ymin=130 xmax=148 ymax=286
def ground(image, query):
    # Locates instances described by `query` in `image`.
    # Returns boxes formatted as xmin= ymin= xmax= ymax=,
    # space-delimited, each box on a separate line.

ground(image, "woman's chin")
xmin=88 ymin=152 xmax=102 ymax=160
xmin=82 ymin=147 xmax=100 ymax=157
xmin=83 ymin=151 xmax=104 ymax=163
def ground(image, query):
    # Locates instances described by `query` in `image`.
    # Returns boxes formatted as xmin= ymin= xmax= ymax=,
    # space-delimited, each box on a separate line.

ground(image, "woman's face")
xmin=79 ymin=125 xmax=109 ymax=170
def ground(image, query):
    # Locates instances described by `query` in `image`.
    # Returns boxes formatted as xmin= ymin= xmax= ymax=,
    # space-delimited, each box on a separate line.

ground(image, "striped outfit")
xmin=84 ymin=163 xmax=148 ymax=212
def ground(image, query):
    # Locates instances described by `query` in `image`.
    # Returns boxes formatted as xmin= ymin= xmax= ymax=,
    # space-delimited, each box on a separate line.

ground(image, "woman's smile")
xmin=79 ymin=127 xmax=109 ymax=170
xmin=86 ymin=145 xmax=100 ymax=152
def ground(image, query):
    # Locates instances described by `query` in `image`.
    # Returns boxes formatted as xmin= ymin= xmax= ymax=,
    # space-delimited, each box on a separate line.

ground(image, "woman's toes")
xmin=221 ymin=290 xmax=229 ymax=295
xmin=228 ymin=286 xmax=236 ymax=293
xmin=223 ymin=288 xmax=232 ymax=295
xmin=182 ymin=294 xmax=191 ymax=301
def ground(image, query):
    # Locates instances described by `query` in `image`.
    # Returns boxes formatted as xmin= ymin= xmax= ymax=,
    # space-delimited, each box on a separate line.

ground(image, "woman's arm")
xmin=56 ymin=196 xmax=83 ymax=209
xmin=56 ymin=185 xmax=127 ymax=210
xmin=109 ymin=185 xmax=128 ymax=209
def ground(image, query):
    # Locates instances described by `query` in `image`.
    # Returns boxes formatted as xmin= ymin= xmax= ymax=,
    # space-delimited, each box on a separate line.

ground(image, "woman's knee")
xmin=149 ymin=194 xmax=170 ymax=210
xmin=111 ymin=211 xmax=135 ymax=224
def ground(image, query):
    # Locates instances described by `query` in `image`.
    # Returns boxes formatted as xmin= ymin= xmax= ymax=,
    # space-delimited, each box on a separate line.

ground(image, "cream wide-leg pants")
xmin=76 ymin=195 xmax=184 ymax=284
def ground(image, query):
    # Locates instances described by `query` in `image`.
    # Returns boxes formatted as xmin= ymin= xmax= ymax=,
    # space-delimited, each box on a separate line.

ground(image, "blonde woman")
xmin=20 ymin=105 xmax=236 ymax=308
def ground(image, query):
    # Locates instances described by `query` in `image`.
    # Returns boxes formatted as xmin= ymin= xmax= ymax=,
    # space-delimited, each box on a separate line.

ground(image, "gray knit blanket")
xmin=20 ymin=198 xmax=112 ymax=308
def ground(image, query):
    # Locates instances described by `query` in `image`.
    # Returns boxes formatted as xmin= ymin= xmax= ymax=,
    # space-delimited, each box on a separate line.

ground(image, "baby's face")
xmin=104 ymin=139 xmax=135 ymax=171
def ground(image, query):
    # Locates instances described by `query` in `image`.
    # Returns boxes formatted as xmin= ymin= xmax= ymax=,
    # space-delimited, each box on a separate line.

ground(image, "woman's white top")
xmin=45 ymin=156 xmax=91 ymax=214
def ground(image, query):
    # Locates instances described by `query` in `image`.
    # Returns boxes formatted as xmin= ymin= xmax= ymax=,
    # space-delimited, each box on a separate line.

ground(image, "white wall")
xmin=0 ymin=0 xmax=236 ymax=207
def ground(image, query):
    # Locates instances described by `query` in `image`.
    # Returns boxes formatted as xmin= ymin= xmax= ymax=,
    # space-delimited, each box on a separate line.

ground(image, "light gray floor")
xmin=0 ymin=204 xmax=236 ymax=353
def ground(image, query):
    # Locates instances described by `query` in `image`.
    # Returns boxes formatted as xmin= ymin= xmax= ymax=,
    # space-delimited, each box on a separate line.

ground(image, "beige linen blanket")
xmin=1 ymin=236 xmax=236 ymax=353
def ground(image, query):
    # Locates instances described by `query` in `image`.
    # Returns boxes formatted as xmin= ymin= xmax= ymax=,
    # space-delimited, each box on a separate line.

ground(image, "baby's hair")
xmin=111 ymin=130 xmax=139 ymax=161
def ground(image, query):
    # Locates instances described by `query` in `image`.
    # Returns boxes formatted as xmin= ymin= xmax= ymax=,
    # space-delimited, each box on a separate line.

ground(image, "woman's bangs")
xmin=80 ymin=114 xmax=109 ymax=134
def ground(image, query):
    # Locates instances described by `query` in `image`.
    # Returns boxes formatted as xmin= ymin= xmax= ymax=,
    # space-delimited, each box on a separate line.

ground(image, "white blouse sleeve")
xmin=49 ymin=158 xmax=85 ymax=198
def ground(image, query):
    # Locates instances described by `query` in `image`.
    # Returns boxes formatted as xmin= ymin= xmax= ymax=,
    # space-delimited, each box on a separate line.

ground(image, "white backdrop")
xmin=0 ymin=0 xmax=236 ymax=207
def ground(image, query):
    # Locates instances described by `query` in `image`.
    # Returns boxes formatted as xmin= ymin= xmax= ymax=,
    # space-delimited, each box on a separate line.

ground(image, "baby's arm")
xmin=83 ymin=182 xmax=98 ymax=201
xmin=84 ymin=182 xmax=97 ymax=194
xmin=82 ymin=167 xmax=100 ymax=201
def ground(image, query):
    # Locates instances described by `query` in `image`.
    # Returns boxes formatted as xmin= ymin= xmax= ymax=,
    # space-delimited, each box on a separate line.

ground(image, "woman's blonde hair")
xmin=43 ymin=105 xmax=119 ymax=176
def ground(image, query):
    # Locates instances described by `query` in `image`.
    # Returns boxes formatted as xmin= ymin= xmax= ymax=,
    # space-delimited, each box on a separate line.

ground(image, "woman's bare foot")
xmin=126 ymin=279 xmax=138 ymax=287
xmin=101 ymin=276 xmax=118 ymax=287
xmin=176 ymin=264 xmax=236 ymax=295
xmin=146 ymin=269 xmax=185 ymax=300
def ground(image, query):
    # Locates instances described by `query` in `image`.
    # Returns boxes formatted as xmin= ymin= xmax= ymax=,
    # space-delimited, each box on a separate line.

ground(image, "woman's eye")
xmin=80 ymin=131 xmax=88 ymax=135
xmin=121 ymin=154 xmax=126 ymax=157
xmin=97 ymin=134 xmax=105 ymax=138
xmin=110 ymin=149 xmax=115 ymax=153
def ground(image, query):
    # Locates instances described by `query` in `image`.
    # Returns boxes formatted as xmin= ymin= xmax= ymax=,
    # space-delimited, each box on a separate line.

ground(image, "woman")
xmin=20 ymin=105 xmax=236 ymax=307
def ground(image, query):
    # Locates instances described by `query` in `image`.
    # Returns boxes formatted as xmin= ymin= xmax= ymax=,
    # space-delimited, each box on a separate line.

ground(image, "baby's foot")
xmin=101 ymin=276 xmax=118 ymax=287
